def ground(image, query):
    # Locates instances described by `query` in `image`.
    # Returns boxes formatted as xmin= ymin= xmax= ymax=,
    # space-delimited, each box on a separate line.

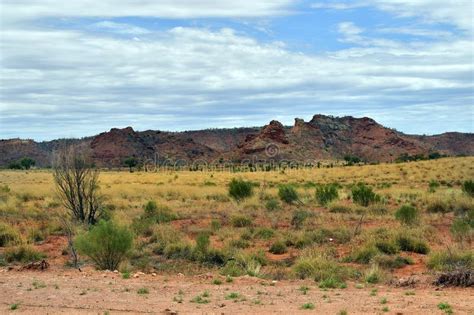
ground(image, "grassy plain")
xmin=0 ymin=157 xmax=472 ymax=313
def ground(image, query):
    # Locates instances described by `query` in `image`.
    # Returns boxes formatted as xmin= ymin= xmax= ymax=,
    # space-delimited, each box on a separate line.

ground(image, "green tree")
xmin=20 ymin=157 xmax=35 ymax=170
xmin=124 ymin=157 xmax=138 ymax=172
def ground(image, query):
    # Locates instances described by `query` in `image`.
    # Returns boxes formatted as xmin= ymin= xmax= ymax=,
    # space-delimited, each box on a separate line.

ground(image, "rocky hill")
xmin=1 ymin=114 xmax=473 ymax=167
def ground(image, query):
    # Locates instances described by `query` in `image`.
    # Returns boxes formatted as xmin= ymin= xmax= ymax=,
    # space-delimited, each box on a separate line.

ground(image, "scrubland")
xmin=0 ymin=157 xmax=473 ymax=314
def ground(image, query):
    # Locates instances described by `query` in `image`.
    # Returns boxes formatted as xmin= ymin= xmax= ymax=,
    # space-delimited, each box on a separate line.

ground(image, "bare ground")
xmin=0 ymin=268 xmax=473 ymax=315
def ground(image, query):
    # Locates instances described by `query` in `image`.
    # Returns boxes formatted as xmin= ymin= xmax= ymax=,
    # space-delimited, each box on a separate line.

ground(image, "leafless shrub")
xmin=53 ymin=145 xmax=102 ymax=225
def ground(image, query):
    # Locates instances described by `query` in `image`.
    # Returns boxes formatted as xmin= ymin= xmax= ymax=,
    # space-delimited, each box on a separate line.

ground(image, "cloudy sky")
xmin=1 ymin=0 xmax=473 ymax=140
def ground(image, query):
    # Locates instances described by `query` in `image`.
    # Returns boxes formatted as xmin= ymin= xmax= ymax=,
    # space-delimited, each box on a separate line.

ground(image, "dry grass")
xmin=0 ymin=157 xmax=473 ymax=281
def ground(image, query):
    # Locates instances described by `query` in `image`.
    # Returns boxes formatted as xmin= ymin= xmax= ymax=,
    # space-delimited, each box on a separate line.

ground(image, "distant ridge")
xmin=1 ymin=114 xmax=473 ymax=167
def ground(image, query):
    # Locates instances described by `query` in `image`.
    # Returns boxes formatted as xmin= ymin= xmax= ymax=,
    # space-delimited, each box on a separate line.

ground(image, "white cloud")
xmin=312 ymin=0 xmax=473 ymax=31
xmin=0 ymin=0 xmax=473 ymax=139
xmin=1 ymin=0 xmax=295 ymax=25
xmin=92 ymin=21 xmax=151 ymax=35
xmin=1 ymin=24 xmax=472 ymax=139
xmin=337 ymin=22 xmax=364 ymax=43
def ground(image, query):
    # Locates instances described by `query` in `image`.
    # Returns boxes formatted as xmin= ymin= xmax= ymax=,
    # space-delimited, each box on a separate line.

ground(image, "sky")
xmin=0 ymin=0 xmax=473 ymax=141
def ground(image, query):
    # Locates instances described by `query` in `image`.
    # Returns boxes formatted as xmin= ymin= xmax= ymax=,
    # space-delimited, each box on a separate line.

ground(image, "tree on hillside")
xmin=124 ymin=157 xmax=138 ymax=172
xmin=53 ymin=145 xmax=103 ymax=225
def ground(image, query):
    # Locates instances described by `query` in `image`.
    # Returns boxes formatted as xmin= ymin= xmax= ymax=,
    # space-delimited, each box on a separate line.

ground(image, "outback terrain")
xmin=1 ymin=114 xmax=473 ymax=168
xmin=0 ymin=157 xmax=473 ymax=314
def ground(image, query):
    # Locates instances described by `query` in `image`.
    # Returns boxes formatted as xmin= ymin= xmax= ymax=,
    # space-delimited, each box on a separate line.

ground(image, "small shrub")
xmin=75 ymin=220 xmax=133 ymax=270
xmin=278 ymin=184 xmax=299 ymax=204
xmin=27 ymin=228 xmax=47 ymax=244
xmin=150 ymin=224 xmax=184 ymax=254
xmin=143 ymin=201 xmax=178 ymax=223
xmin=301 ymin=303 xmax=315 ymax=310
xmin=195 ymin=232 xmax=211 ymax=254
xmin=137 ymin=287 xmax=149 ymax=295
xmin=462 ymin=180 xmax=474 ymax=197
xmin=427 ymin=200 xmax=450 ymax=214
xmin=220 ymin=260 xmax=244 ymax=277
xmin=4 ymin=245 xmax=45 ymax=263
xmin=373 ymin=255 xmax=413 ymax=269
xmin=375 ymin=241 xmax=399 ymax=255
xmin=210 ymin=220 xmax=221 ymax=231
xmin=427 ymin=250 xmax=473 ymax=271
xmin=231 ymin=215 xmax=253 ymax=228
xmin=254 ymin=227 xmax=275 ymax=240
xmin=352 ymin=183 xmax=379 ymax=207
xmin=229 ymin=178 xmax=254 ymax=202
xmin=265 ymin=198 xmax=280 ymax=211
xmin=365 ymin=264 xmax=383 ymax=284
xmin=438 ymin=302 xmax=453 ymax=315
xmin=347 ymin=244 xmax=379 ymax=264
xmin=291 ymin=209 xmax=312 ymax=228
xmin=395 ymin=205 xmax=420 ymax=226
xmin=450 ymin=218 xmax=472 ymax=245
xmin=0 ymin=223 xmax=21 ymax=247
xmin=428 ymin=180 xmax=440 ymax=192
xmin=396 ymin=235 xmax=429 ymax=254
xmin=269 ymin=241 xmax=287 ymax=254
xmin=163 ymin=242 xmax=193 ymax=259
xmin=293 ymin=251 xmax=353 ymax=286
xmin=315 ymin=184 xmax=339 ymax=206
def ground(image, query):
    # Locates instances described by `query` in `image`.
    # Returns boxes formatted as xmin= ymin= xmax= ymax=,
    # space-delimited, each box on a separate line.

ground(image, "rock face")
xmin=1 ymin=114 xmax=473 ymax=167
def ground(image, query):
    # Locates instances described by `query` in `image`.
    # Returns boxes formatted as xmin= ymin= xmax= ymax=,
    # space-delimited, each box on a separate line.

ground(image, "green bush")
xmin=228 ymin=178 xmax=254 ymax=202
xmin=195 ymin=232 xmax=211 ymax=255
xmin=427 ymin=250 xmax=473 ymax=271
xmin=396 ymin=235 xmax=429 ymax=254
xmin=346 ymin=244 xmax=379 ymax=264
xmin=462 ymin=180 xmax=474 ymax=197
xmin=315 ymin=184 xmax=339 ymax=206
xmin=4 ymin=245 xmax=45 ymax=263
xmin=293 ymin=251 xmax=353 ymax=287
xmin=75 ymin=220 xmax=133 ymax=270
xmin=163 ymin=242 xmax=193 ymax=259
xmin=351 ymin=183 xmax=379 ymax=207
xmin=231 ymin=215 xmax=253 ymax=227
xmin=395 ymin=205 xmax=420 ymax=226
xmin=269 ymin=241 xmax=287 ymax=254
xmin=0 ymin=223 xmax=21 ymax=247
xmin=375 ymin=240 xmax=399 ymax=255
xmin=265 ymin=198 xmax=280 ymax=211
xmin=254 ymin=227 xmax=275 ymax=240
xmin=278 ymin=184 xmax=299 ymax=204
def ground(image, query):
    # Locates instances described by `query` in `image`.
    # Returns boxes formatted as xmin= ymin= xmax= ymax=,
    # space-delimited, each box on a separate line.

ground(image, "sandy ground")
xmin=0 ymin=268 xmax=473 ymax=315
